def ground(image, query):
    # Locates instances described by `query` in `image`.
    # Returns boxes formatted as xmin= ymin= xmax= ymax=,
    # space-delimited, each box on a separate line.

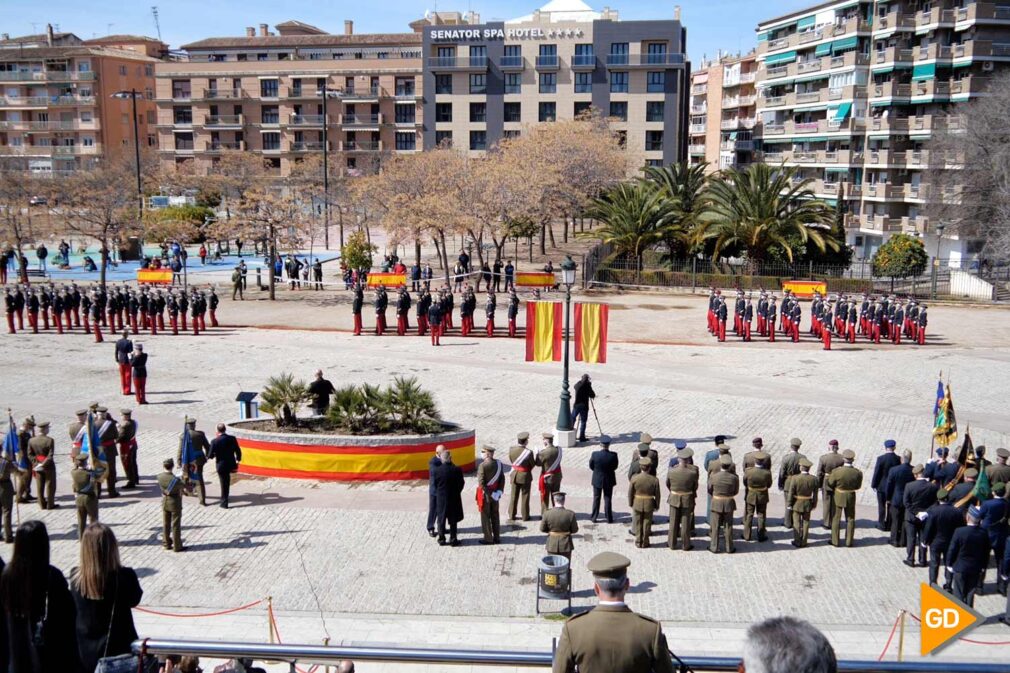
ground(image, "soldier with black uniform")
xmin=541 ymin=492 xmax=578 ymax=560
xmin=589 ymin=435 xmax=618 ymax=524
xmin=158 ymin=458 xmax=184 ymax=552
xmin=27 ymin=421 xmax=56 ymax=509
xmin=628 ymin=458 xmax=660 ymax=548
xmin=827 ymin=449 xmax=863 ymax=547
xmin=4 ymin=288 xmax=16 ymax=334
xmin=476 ymin=446 xmax=504 ymax=545
xmin=96 ymin=407 xmax=119 ymax=497
xmin=923 ymin=488 xmax=964 ymax=590
xmin=71 ymin=453 xmax=102 ymax=539
xmin=351 ymin=282 xmax=364 ymax=336
xmin=178 ymin=291 xmax=189 ymax=331
xmin=778 ymin=438 xmax=806 ymax=529
xmin=817 ymin=440 xmax=845 ymax=528
xmin=374 ymin=286 xmax=388 ymax=336
xmin=507 ymin=290 xmax=520 ymax=338
xmin=742 ymin=453 xmax=772 ymax=542
xmin=208 ymin=288 xmax=219 ymax=327
xmin=178 ymin=418 xmax=209 ymax=505
xmin=427 ymin=295 xmax=443 ymax=346
xmin=666 ymin=447 xmax=698 ymax=551
xmin=416 ymin=288 xmax=431 ymax=336
xmin=26 ymin=289 xmax=38 ymax=333
xmin=485 ymin=290 xmax=496 ymax=337
xmin=396 ymin=287 xmax=411 ymax=336
xmin=118 ymin=408 xmax=139 ymax=488
xmin=508 ymin=432 xmax=535 ymax=521
xmin=0 ymin=442 xmax=14 ymax=542
xmin=716 ymin=295 xmax=728 ymax=342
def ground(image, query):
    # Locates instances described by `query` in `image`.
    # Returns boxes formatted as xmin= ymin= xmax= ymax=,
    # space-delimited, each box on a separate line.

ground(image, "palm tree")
xmin=699 ymin=163 xmax=838 ymax=270
xmin=259 ymin=373 xmax=311 ymax=428
xmin=582 ymin=181 xmax=681 ymax=281
xmin=643 ymin=162 xmax=709 ymax=257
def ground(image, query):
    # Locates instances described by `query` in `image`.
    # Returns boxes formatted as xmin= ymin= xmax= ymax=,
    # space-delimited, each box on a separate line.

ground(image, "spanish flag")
xmin=525 ymin=301 xmax=563 ymax=362
xmin=366 ymin=273 xmax=406 ymax=288
xmin=933 ymin=384 xmax=957 ymax=448
xmin=574 ymin=303 xmax=609 ymax=364
xmin=515 ymin=272 xmax=556 ymax=288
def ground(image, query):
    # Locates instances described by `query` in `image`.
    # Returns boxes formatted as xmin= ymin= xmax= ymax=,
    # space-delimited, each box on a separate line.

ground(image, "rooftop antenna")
xmin=106 ymin=23 xmax=115 ymax=35
xmin=151 ymin=6 xmax=162 ymax=41
xmin=30 ymin=22 xmax=39 ymax=34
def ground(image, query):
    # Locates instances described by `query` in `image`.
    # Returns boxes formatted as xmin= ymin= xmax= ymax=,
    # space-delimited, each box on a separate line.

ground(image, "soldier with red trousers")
xmin=416 ymin=288 xmax=430 ymax=336
xmin=351 ymin=283 xmax=363 ymax=336
xmin=130 ymin=343 xmax=148 ymax=405
xmin=716 ymin=296 xmax=728 ymax=342
xmin=508 ymin=290 xmax=520 ymax=338
xmin=428 ymin=295 xmax=443 ymax=346
xmin=917 ymin=304 xmax=928 ymax=345
xmin=115 ymin=330 xmax=134 ymax=395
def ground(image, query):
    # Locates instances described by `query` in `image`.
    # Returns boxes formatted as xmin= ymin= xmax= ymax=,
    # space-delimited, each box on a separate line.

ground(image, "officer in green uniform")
xmin=477 ymin=446 xmax=504 ymax=545
xmin=540 ymin=492 xmax=578 ymax=560
xmin=552 ymin=552 xmax=675 ymax=673
xmin=778 ymin=437 xmax=806 ymax=530
xmin=16 ymin=417 xmax=34 ymax=503
xmin=628 ymin=458 xmax=660 ymax=548
xmin=827 ymin=449 xmax=863 ymax=547
xmin=666 ymin=447 xmax=698 ymax=551
xmin=627 ymin=433 xmax=658 ymax=481
xmin=786 ymin=458 xmax=818 ymax=547
xmin=536 ymin=432 xmax=562 ymax=514
xmin=742 ymin=452 xmax=772 ymax=542
xmin=742 ymin=437 xmax=769 ymax=472
xmin=986 ymin=447 xmax=1010 ymax=485
xmin=27 ymin=421 xmax=56 ymax=510
xmin=709 ymin=454 xmax=739 ymax=553
xmin=178 ymin=418 xmax=209 ymax=506
xmin=158 ymin=458 xmax=184 ymax=551
xmin=817 ymin=439 xmax=845 ymax=529
xmin=71 ymin=453 xmax=101 ymax=539
xmin=507 ymin=432 xmax=534 ymax=521
xmin=0 ymin=444 xmax=14 ymax=542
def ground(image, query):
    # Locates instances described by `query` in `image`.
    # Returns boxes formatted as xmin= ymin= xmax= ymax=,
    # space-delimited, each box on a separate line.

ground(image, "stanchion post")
xmin=267 ymin=596 xmax=275 ymax=644
xmin=897 ymin=610 xmax=906 ymax=662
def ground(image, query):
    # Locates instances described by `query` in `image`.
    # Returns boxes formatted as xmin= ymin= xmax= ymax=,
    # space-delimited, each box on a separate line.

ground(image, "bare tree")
xmin=231 ymin=186 xmax=309 ymax=300
xmin=0 ymin=161 xmax=38 ymax=283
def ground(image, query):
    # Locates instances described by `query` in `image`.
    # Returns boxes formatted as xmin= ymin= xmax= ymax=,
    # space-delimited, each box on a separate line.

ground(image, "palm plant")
xmin=643 ymin=162 xmax=709 ymax=259
xmin=699 ymin=163 xmax=838 ymax=270
xmin=326 ymin=378 xmax=443 ymax=435
xmin=387 ymin=376 xmax=442 ymax=434
xmin=259 ymin=373 xmax=311 ymax=428
xmin=328 ymin=385 xmax=366 ymax=433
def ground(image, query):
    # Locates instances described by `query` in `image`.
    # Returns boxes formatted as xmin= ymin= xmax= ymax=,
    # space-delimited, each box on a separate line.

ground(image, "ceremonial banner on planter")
xmin=366 ymin=273 xmax=406 ymax=288
xmin=574 ymin=302 xmax=609 ymax=364
xmin=515 ymin=272 xmax=556 ymax=288
xmin=781 ymin=280 xmax=827 ymax=298
xmin=525 ymin=301 xmax=562 ymax=362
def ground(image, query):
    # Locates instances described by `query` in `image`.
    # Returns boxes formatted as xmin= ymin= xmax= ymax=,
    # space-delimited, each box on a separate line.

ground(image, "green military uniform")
xmin=708 ymin=455 xmax=740 ymax=553
xmin=16 ymin=421 xmax=34 ymax=503
xmin=778 ymin=439 xmax=807 ymax=530
xmin=71 ymin=460 xmax=100 ymax=538
xmin=985 ymin=449 xmax=1010 ymax=485
xmin=0 ymin=454 xmax=14 ymax=542
xmin=628 ymin=459 xmax=660 ymax=548
xmin=742 ymin=439 xmax=770 ymax=473
xmin=540 ymin=499 xmax=578 ymax=560
xmin=553 ymin=552 xmax=675 ymax=673
xmin=96 ymin=409 xmax=120 ymax=497
xmin=27 ymin=427 xmax=56 ymax=510
xmin=816 ymin=443 xmax=845 ymax=528
xmin=627 ymin=438 xmax=659 ymax=481
xmin=742 ymin=454 xmax=772 ymax=542
xmin=158 ymin=467 xmax=184 ymax=551
xmin=178 ymin=421 xmax=209 ymax=505
xmin=507 ymin=434 xmax=535 ymax=521
xmin=666 ymin=448 xmax=698 ymax=551
xmin=477 ymin=449 xmax=504 ymax=544
xmin=536 ymin=435 xmax=562 ymax=513
xmin=827 ymin=450 xmax=863 ymax=547
xmin=68 ymin=413 xmax=86 ymax=462
xmin=786 ymin=461 xmax=818 ymax=547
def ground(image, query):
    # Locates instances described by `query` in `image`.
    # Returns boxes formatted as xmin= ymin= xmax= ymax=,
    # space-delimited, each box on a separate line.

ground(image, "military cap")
xmin=74 ymin=453 xmax=89 ymax=464
xmin=936 ymin=488 xmax=949 ymax=501
xmin=75 ymin=409 xmax=88 ymax=416
xmin=673 ymin=439 xmax=687 ymax=450
xmin=23 ymin=417 xmax=35 ymax=427
xmin=790 ymin=437 xmax=803 ymax=448
xmin=599 ymin=435 xmax=612 ymax=445
xmin=798 ymin=458 xmax=813 ymax=469
xmin=714 ymin=435 xmax=726 ymax=444
xmin=553 ymin=491 xmax=567 ymax=499
xmin=902 ymin=449 xmax=913 ymax=460
xmin=912 ymin=464 xmax=924 ymax=475
xmin=640 ymin=432 xmax=653 ymax=444
xmin=965 ymin=468 xmax=979 ymax=478
xmin=517 ymin=432 xmax=529 ymax=442
xmin=677 ymin=447 xmax=694 ymax=460
xmin=587 ymin=551 xmax=631 ymax=578
xmin=186 ymin=418 xmax=197 ymax=426
xmin=718 ymin=444 xmax=731 ymax=453
xmin=993 ymin=483 xmax=1006 ymax=496
xmin=95 ymin=406 xmax=108 ymax=413
xmin=120 ymin=408 xmax=133 ymax=416
xmin=752 ymin=437 xmax=763 ymax=447
xmin=976 ymin=445 xmax=987 ymax=456
xmin=829 ymin=439 xmax=839 ymax=446
xmin=481 ymin=446 xmax=495 ymax=454
xmin=637 ymin=443 xmax=650 ymax=454
xmin=640 ymin=457 xmax=652 ymax=467
xmin=996 ymin=447 xmax=1009 ymax=459
xmin=968 ymin=505 xmax=982 ymax=519
xmin=541 ymin=431 xmax=553 ymax=439
xmin=842 ymin=449 xmax=856 ymax=461
xmin=88 ymin=402 xmax=100 ymax=410
xmin=36 ymin=421 xmax=50 ymax=429
xmin=884 ymin=439 xmax=897 ymax=448
xmin=719 ymin=454 xmax=733 ymax=467
xmin=754 ymin=451 xmax=769 ymax=462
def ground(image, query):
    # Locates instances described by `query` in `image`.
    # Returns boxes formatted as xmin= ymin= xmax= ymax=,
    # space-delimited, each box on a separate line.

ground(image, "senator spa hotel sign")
xmin=430 ymin=27 xmax=586 ymax=41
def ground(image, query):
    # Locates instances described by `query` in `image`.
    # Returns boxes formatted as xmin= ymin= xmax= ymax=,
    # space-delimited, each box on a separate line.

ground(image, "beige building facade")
xmin=688 ymin=52 xmax=758 ymax=174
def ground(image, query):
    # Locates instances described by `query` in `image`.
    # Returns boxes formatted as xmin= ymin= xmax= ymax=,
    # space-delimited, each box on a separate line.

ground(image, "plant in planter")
xmin=260 ymin=373 xmax=311 ymax=428
xmin=326 ymin=376 xmax=443 ymax=435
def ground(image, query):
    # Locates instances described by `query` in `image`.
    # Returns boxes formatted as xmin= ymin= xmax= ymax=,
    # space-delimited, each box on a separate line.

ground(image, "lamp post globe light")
xmin=110 ymin=89 xmax=143 ymax=219
xmin=555 ymin=254 xmax=579 ymax=449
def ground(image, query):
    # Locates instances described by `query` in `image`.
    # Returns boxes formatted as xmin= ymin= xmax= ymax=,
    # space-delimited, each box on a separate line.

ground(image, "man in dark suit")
xmin=979 ymin=484 xmax=1009 ymax=595
xmin=947 ymin=506 xmax=991 ymax=607
xmin=903 ymin=464 xmax=938 ymax=567
xmin=923 ymin=488 xmax=965 ymax=590
xmin=129 ymin=343 xmax=148 ymax=406
xmin=426 ymin=448 xmax=442 ymax=536
xmin=208 ymin=423 xmax=242 ymax=509
xmin=434 ymin=447 xmax=464 ymax=546
xmin=588 ymin=435 xmax=618 ymax=523
xmin=572 ymin=374 xmax=596 ymax=443
xmin=114 ymin=329 xmax=133 ymax=396
xmin=871 ymin=439 xmax=901 ymax=530
xmin=885 ymin=449 xmax=914 ymax=547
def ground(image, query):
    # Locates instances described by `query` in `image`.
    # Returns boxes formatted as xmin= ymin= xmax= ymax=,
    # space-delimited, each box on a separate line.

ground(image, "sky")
xmin=3 ymin=0 xmax=817 ymax=65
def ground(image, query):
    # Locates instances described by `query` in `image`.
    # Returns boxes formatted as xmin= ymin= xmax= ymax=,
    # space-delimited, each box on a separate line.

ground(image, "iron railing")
xmin=132 ymin=639 xmax=1010 ymax=673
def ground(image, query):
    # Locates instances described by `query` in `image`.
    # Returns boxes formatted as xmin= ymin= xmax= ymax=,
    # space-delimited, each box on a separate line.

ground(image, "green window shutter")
xmin=834 ymin=102 xmax=853 ymax=121
xmin=831 ymin=36 xmax=859 ymax=53
xmin=765 ymin=50 xmax=798 ymax=65
xmin=912 ymin=63 xmax=936 ymax=80
xmin=815 ymin=42 xmax=833 ymax=56
xmin=797 ymin=16 xmax=817 ymax=29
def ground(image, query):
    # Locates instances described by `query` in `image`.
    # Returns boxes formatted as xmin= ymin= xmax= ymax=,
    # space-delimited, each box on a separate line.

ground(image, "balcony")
xmin=760 ymin=118 xmax=861 ymax=136
xmin=871 ymin=81 xmax=912 ymax=100
xmin=0 ymin=70 xmax=95 ymax=82
xmin=689 ymin=104 xmax=707 ymax=115
xmin=873 ymin=47 xmax=915 ymax=66
xmin=0 ymin=120 xmax=100 ymax=131
xmin=203 ymin=88 xmax=248 ymax=100
xmin=873 ymin=11 xmax=917 ymax=33
xmin=340 ymin=87 xmax=385 ymax=102
xmin=916 ymin=7 xmax=957 ymax=28
xmin=738 ymin=94 xmax=757 ymax=107
xmin=761 ymin=51 xmax=869 ymax=82
xmin=691 ymin=84 xmax=707 ymax=95
xmin=722 ymin=97 xmax=740 ymax=109
xmin=720 ymin=139 xmax=754 ymax=152
xmin=949 ymin=75 xmax=990 ymax=98
xmin=394 ymin=88 xmax=418 ymax=100
xmin=287 ymin=114 xmax=324 ymax=127
xmin=688 ymin=144 xmax=706 ymax=155
xmin=605 ymin=53 xmax=685 ymax=68
xmin=341 ymin=140 xmax=383 ymax=152
xmin=203 ymin=141 xmax=245 ymax=153
xmin=289 ymin=141 xmax=329 ymax=152
xmin=911 ymin=79 xmax=951 ymax=98
xmin=203 ymin=115 xmax=244 ymax=128
xmin=739 ymin=117 xmax=757 ymax=129
xmin=917 ymin=44 xmax=955 ymax=61
xmin=862 ymin=182 xmax=905 ymax=200
xmin=689 ymin=123 xmax=707 ymax=134
xmin=535 ymin=55 xmax=560 ymax=70
xmin=427 ymin=56 xmax=488 ymax=71
xmin=341 ymin=114 xmax=383 ymax=127
xmin=739 ymin=72 xmax=757 ymax=84
xmin=758 ymin=17 xmax=871 ymax=55
xmin=283 ymin=87 xmax=321 ymax=100
xmin=720 ymin=118 xmax=741 ymax=130
xmin=797 ymin=59 xmax=822 ymax=74
xmin=499 ymin=55 xmax=526 ymax=71
xmin=900 ymin=215 xmax=930 ymax=235
xmin=959 ymin=2 xmax=1010 ymax=22
xmin=571 ymin=54 xmax=596 ymax=70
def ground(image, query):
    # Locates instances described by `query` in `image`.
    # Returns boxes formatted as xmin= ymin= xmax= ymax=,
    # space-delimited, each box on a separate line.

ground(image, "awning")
xmin=825 ymin=166 xmax=851 ymax=172
xmin=953 ymin=60 xmax=972 ymax=68
xmin=832 ymin=36 xmax=859 ymax=54
xmin=912 ymin=63 xmax=936 ymax=80
xmin=870 ymin=100 xmax=892 ymax=106
xmin=728 ymin=132 xmax=738 ymax=140
xmin=815 ymin=42 xmax=833 ymax=56
xmin=797 ymin=16 xmax=817 ymax=29
xmin=760 ymin=137 xmax=792 ymax=144
xmin=798 ymin=136 xmax=830 ymax=142
xmin=765 ymin=50 xmax=798 ymax=65
xmin=834 ymin=102 xmax=853 ymax=121
xmin=757 ymin=31 xmax=770 ymax=42
xmin=872 ymin=66 xmax=894 ymax=74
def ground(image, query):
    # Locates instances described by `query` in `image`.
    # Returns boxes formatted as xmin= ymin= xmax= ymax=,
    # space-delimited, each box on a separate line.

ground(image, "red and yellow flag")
xmin=515 ymin=272 xmax=556 ymax=288
xmin=574 ymin=303 xmax=609 ymax=364
xmin=525 ymin=301 xmax=563 ymax=362
xmin=366 ymin=273 xmax=406 ymax=288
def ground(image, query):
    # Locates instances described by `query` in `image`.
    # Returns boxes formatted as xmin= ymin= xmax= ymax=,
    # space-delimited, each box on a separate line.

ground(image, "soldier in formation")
xmin=508 ymin=432 xmax=535 ymax=522
xmin=628 ymin=457 xmax=660 ymax=548
xmin=476 ymin=446 xmax=504 ymax=545
xmin=541 ymin=492 xmax=578 ymax=560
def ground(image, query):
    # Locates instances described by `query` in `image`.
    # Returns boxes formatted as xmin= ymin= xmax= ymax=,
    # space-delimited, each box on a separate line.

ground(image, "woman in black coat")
xmin=69 ymin=523 xmax=143 ymax=673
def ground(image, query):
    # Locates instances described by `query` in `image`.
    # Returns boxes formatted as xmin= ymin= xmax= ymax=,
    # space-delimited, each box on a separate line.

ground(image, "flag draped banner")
xmin=2 ymin=415 xmax=18 ymax=467
xmin=366 ymin=273 xmax=406 ymax=288
xmin=524 ymin=301 xmax=563 ymax=362
xmin=932 ymin=384 xmax=957 ymax=448
xmin=180 ymin=422 xmax=202 ymax=482
xmin=574 ymin=302 xmax=609 ymax=364
xmin=933 ymin=379 xmax=945 ymax=418
xmin=80 ymin=413 xmax=107 ymax=470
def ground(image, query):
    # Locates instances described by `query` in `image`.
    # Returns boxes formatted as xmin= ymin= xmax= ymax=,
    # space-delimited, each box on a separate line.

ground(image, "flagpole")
xmin=7 ymin=409 xmax=19 ymax=527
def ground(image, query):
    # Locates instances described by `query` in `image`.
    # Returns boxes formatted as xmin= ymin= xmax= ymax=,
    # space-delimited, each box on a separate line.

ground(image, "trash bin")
xmin=539 ymin=555 xmax=570 ymax=597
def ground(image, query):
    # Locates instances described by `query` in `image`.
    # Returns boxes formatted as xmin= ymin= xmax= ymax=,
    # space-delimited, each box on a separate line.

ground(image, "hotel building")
xmin=688 ymin=51 xmax=758 ymax=173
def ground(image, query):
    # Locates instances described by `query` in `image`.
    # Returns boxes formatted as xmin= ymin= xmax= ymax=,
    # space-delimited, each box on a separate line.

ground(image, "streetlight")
xmin=318 ymin=87 xmax=345 ymax=250
xmin=931 ymin=222 xmax=946 ymax=300
xmin=110 ymin=90 xmax=143 ymax=220
xmin=555 ymin=255 xmax=578 ymax=448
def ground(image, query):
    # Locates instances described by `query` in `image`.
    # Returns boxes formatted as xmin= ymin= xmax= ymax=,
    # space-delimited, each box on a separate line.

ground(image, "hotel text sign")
xmin=430 ymin=27 xmax=585 ymax=41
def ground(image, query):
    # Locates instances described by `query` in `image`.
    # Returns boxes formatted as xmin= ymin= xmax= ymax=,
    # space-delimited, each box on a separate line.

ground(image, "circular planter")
xmin=227 ymin=420 xmax=476 ymax=482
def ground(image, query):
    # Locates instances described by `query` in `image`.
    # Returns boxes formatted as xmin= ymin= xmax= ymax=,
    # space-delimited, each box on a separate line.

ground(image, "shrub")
xmin=872 ymin=233 xmax=928 ymax=279
xmin=260 ymin=373 xmax=311 ymax=428
xmin=326 ymin=376 xmax=442 ymax=435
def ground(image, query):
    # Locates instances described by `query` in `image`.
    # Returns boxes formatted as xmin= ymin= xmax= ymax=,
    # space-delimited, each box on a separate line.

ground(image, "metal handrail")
xmin=132 ymin=639 xmax=1010 ymax=673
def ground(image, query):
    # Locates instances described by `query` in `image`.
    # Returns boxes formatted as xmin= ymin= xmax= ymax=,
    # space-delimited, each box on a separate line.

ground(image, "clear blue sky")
xmin=3 ymin=0 xmax=815 ymax=64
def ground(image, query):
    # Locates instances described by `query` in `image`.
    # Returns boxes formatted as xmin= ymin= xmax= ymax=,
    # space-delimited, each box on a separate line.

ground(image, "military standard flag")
xmin=79 ymin=412 xmax=107 ymax=470
xmin=932 ymin=384 xmax=957 ymax=448
xmin=524 ymin=301 xmax=563 ymax=362
xmin=574 ymin=303 xmax=609 ymax=364
xmin=2 ymin=415 xmax=18 ymax=467
xmin=180 ymin=420 xmax=203 ymax=482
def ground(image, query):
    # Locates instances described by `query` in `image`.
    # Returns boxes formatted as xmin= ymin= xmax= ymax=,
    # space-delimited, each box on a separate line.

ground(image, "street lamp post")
xmin=555 ymin=255 xmax=578 ymax=448
xmin=931 ymin=223 xmax=946 ymax=300
xmin=110 ymin=89 xmax=143 ymax=220
xmin=318 ymin=87 xmax=345 ymax=251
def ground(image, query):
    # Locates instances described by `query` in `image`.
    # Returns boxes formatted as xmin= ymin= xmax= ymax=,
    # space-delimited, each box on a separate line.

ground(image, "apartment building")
xmin=421 ymin=0 xmax=689 ymax=167
xmin=155 ymin=20 xmax=427 ymax=176
xmin=756 ymin=0 xmax=1010 ymax=263
xmin=0 ymin=26 xmax=164 ymax=174
xmin=688 ymin=52 xmax=758 ymax=173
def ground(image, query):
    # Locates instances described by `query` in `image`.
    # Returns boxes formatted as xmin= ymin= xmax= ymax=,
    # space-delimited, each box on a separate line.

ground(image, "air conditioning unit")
xmin=982 ymin=61 xmax=994 ymax=72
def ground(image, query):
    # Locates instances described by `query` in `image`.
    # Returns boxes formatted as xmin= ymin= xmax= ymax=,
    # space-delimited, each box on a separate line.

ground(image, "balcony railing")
xmin=571 ymin=54 xmax=595 ymax=68
xmin=341 ymin=140 xmax=383 ymax=151
xmin=535 ymin=55 xmax=560 ymax=69
xmin=287 ymin=114 xmax=323 ymax=126
xmin=289 ymin=141 xmax=329 ymax=152
xmin=203 ymin=88 xmax=247 ymax=100
xmin=203 ymin=141 xmax=245 ymax=152
xmin=0 ymin=120 xmax=99 ymax=131
xmin=427 ymin=56 xmax=488 ymax=70
xmin=342 ymin=114 xmax=382 ymax=126
xmin=688 ymin=144 xmax=707 ymax=155
xmin=341 ymin=86 xmax=386 ymax=100
xmin=203 ymin=115 xmax=244 ymax=126
xmin=605 ymin=53 xmax=685 ymax=67
xmin=499 ymin=55 xmax=525 ymax=69
xmin=689 ymin=123 xmax=707 ymax=134
xmin=720 ymin=119 xmax=740 ymax=130
xmin=690 ymin=105 xmax=707 ymax=115
xmin=739 ymin=72 xmax=756 ymax=84
xmin=0 ymin=70 xmax=95 ymax=82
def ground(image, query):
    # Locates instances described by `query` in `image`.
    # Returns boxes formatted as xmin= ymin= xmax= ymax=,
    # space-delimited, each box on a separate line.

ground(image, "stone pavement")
xmin=1 ymin=293 xmax=1008 ymax=669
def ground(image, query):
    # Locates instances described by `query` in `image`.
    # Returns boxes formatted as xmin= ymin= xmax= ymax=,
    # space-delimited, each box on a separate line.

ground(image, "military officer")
xmin=477 ymin=446 xmax=504 ymax=545
xmin=27 ymin=420 xmax=56 ymax=510
xmin=351 ymin=282 xmax=364 ymax=336
xmin=885 ymin=450 xmax=915 ymax=547
xmin=778 ymin=438 xmax=806 ymax=529
xmin=742 ymin=453 xmax=772 ymax=542
xmin=0 ymin=442 xmax=13 ymax=542
xmin=508 ymin=432 xmax=535 ymax=521
xmin=374 ymin=285 xmax=388 ymax=336
xmin=827 ymin=449 xmax=863 ymax=547
xmin=537 ymin=432 xmax=563 ymax=514
xmin=16 ymin=417 xmax=35 ymax=503
xmin=923 ymin=488 xmax=964 ymax=590
xmin=986 ymin=447 xmax=1010 ymax=485
xmin=71 ymin=453 xmax=102 ymax=539
xmin=948 ymin=506 xmax=991 ymax=607
xmin=541 ymin=492 xmax=578 ymax=560
xmin=628 ymin=458 xmax=660 ymax=548
xmin=507 ymin=289 xmax=520 ymax=338
xmin=178 ymin=418 xmax=209 ymax=506
xmin=395 ymin=287 xmax=411 ymax=336
xmin=709 ymin=454 xmax=739 ymax=553
xmin=158 ymin=458 xmax=184 ymax=551
xmin=786 ymin=458 xmax=818 ymax=548
xmin=871 ymin=439 xmax=901 ymax=530
xmin=588 ymin=435 xmax=618 ymax=523
xmin=484 ymin=289 xmax=496 ymax=337
xmin=666 ymin=447 xmax=698 ymax=551
xmin=627 ymin=442 xmax=658 ymax=481
xmin=742 ymin=437 xmax=767 ymax=472
xmin=817 ymin=439 xmax=845 ymax=528
xmin=552 ymin=552 xmax=675 ymax=673
xmin=118 ymin=408 xmax=139 ymax=488
xmin=903 ymin=464 xmax=939 ymax=567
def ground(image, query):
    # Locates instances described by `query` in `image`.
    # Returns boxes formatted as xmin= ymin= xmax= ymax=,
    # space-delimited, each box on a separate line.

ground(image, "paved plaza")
xmin=2 ymin=287 xmax=1009 ymax=669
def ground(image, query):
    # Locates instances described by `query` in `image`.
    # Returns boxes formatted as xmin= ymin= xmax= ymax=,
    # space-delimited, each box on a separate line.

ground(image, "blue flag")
xmin=2 ymin=415 xmax=18 ymax=468
xmin=79 ymin=413 xmax=107 ymax=468
xmin=180 ymin=423 xmax=202 ymax=482
xmin=933 ymin=379 xmax=945 ymax=417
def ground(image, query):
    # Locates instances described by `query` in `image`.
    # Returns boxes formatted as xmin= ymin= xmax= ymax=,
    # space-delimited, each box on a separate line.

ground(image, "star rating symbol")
xmin=547 ymin=29 xmax=556 ymax=38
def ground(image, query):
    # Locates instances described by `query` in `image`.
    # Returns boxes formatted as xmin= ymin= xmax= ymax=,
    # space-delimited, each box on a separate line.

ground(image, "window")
xmin=237 ymin=54 xmax=247 ymax=61
xmin=395 ymin=105 xmax=416 ymax=124
xmin=574 ymin=72 xmax=592 ymax=93
xmin=395 ymin=76 xmax=415 ymax=96
xmin=539 ymin=72 xmax=557 ymax=94
xmin=291 ymin=79 xmax=303 ymax=97
xmin=504 ymin=102 xmax=521 ymax=122
xmin=145 ymin=110 xmax=156 ymax=124
xmin=119 ymin=65 xmax=128 ymax=76
xmin=395 ymin=132 xmax=416 ymax=151
xmin=503 ymin=129 xmax=520 ymax=140
xmin=173 ymin=107 xmax=192 ymax=124
xmin=171 ymin=80 xmax=191 ymax=99
xmin=538 ymin=102 xmax=556 ymax=122
xmin=81 ymin=111 xmax=93 ymax=123
xmin=538 ymin=44 xmax=558 ymax=68
xmin=261 ymin=132 xmax=281 ymax=150
xmin=469 ymin=74 xmax=487 ymax=94
xmin=574 ymin=44 xmax=594 ymax=67
xmin=81 ymin=136 xmax=95 ymax=147
xmin=144 ymin=88 xmax=153 ymax=100
xmin=261 ymin=105 xmax=279 ymax=124
xmin=609 ymin=42 xmax=629 ymax=65
xmin=435 ymin=74 xmax=453 ymax=95
xmin=610 ymin=101 xmax=628 ymax=121
xmin=505 ymin=73 xmax=522 ymax=94
xmin=503 ymin=45 xmax=522 ymax=68
xmin=610 ymin=71 xmax=629 ymax=93
xmin=646 ymin=42 xmax=669 ymax=64
xmin=646 ymin=159 xmax=663 ymax=167
xmin=174 ymin=132 xmax=194 ymax=150
xmin=144 ymin=65 xmax=154 ymax=76
xmin=616 ymin=130 xmax=627 ymax=147
xmin=257 ymin=53 xmax=268 ymax=61
xmin=260 ymin=79 xmax=279 ymax=98
xmin=646 ymin=130 xmax=664 ymax=151
xmin=470 ymin=102 xmax=487 ymax=123
xmin=370 ymin=76 xmax=379 ymax=94
xmin=647 ymin=71 xmax=666 ymax=93
xmin=469 ymin=45 xmax=488 ymax=67
xmin=574 ymin=101 xmax=592 ymax=117
xmin=469 ymin=130 xmax=487 ymax=151
xmin=435 ymin=130 xmax=453 ymax=147
xmin=345 ymin=76 xmax=355 ymax=92
xmin=646 ymin=101 xmax=665 ymax=122
xmin=435 ymin=103 xmax=452 ymax=123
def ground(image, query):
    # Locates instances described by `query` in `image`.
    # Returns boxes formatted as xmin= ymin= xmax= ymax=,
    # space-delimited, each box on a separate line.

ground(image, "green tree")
xmin=341 ymin=229 xmax=377 ymax=271
xmin=872 ymin=233 xmax=928 ymax=280
xmin=699 ymin=164 xmax=838 ymax=270
xmin=642 ymin=162 xmax=709 ymax=259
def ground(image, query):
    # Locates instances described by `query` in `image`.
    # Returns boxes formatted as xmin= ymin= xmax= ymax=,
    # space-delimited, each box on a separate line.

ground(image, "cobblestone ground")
xmin=2 ymin=293 xmax=1009 ymax=666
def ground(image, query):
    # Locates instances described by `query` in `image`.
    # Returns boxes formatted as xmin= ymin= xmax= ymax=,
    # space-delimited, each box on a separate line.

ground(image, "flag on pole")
xmin=933 ymin=378 xmax=945 ymax=418
xmin=932 ymin=384 xmax=957 ymax=448
xmin=973 ymin=465 xmax=992 ymax=503
xmin=574 ymin=302 xmax=609 ymax=364
xmin=180 ymin=420 xmax=202 ymax=482
xmin=524 ymin=302 xmax=563 ymax=362
xmin=2 ymin=415 xmax=18 ymax=469
xmin=79 ymin=412 xmax=107 ymax=470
